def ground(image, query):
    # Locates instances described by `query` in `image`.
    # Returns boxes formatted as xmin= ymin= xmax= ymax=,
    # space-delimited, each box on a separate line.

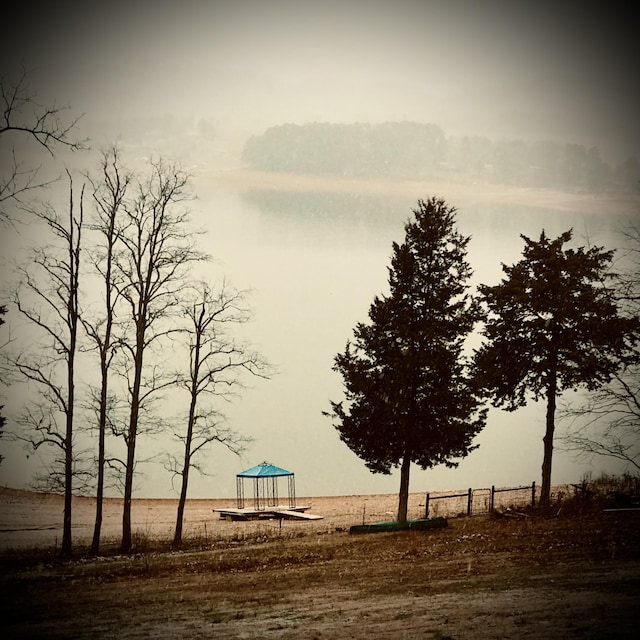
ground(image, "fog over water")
xmin=0 ymin=1 xmax=638 ymax=498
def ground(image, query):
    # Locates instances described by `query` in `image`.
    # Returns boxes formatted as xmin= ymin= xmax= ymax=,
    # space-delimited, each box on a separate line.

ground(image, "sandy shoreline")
xmin=207 ymin=168 xmax=640 ymax=217
xmin=0 ymin=484 xmax=561 ymax=550
xmin=0 ymin=488 xmax=424 ymax=550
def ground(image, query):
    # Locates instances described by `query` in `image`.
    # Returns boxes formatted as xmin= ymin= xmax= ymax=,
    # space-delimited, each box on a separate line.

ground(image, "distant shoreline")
xmin=206 ymin=168 xmax=640 ymax=217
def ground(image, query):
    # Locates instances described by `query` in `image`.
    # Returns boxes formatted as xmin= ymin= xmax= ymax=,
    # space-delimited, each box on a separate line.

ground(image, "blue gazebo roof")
xmin=237 ymin=461 xmax=293 ymax=478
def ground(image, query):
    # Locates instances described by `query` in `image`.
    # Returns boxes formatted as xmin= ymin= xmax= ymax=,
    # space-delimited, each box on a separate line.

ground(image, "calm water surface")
xmin=182 ymin=178 xmax=634 ymax=498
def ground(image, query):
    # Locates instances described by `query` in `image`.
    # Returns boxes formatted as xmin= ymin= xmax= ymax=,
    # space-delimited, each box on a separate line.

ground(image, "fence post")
xmin=425 ymin=492 xmax=430 ymax=518
xmin=490 ymin=485 xmax=495 ymax=512
xmin=531 ymin=481 xmax=536 ymax=507
xmin=467 ymin=488 xmax=472 ymax=516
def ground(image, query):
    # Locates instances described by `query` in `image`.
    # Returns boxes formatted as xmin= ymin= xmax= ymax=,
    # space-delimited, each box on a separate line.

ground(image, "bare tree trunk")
xmin=90 ymin=363 xmax=107 ymax=555
xmin=62 ymin=179 xmax=81 ymax=557
xmin=62 ymin=332 xmax=75 ymax=556
xmin=173 ymin=361 xmax=199 ymax=548
xmin=121 ymin=323 xmax=144 ymax=554
xmin=62 ymin=396 xmax=73 ymax=556
xmin=173 ymin=447 xmax=191 ymax=548
xmin=87 ymin=148 xmax=126 ymax=555
xmin=397 ymin=451 xmax=411 ymax=523
xmin=112 ymin=158 xmax=203 ymax=553
xmin=170 ymin=286 xmax=266 ymax=547
xmin=13 ymin=176 xmax=84 ymax=558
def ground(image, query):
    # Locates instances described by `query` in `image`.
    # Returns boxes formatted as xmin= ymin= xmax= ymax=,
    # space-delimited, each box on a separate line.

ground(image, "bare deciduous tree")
xmin=0 ymin=68 xmax=85 ymax=223
xmin=559 ymin=223 xmax=640 ymax=473
xmin=559 ymin=375 xmax=640 ymax=473
xmin=114 ymin=158 xmax=205 ymax=553
xmin=169 ymin=281 xmax=270 ymax=547
xmin=11 ymin=173 xmax=84 ymax=556
xmin=81 ymin=146 xmax=130 ymax=554
xmin=0 ymin=304 xmax=6 ymax=463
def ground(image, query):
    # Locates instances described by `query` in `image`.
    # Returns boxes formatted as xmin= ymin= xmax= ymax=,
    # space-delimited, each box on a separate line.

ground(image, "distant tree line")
xmin=243 ymin=121 xmax=639 ymax=193
xmin=243 ymin=122 xmax=445 ymax=179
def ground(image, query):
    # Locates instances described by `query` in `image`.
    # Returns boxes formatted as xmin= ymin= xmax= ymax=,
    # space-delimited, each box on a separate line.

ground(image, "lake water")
xmin=180 ymin=174 xmax=637 ymax=498
xmin=1 ymin=172 xmax=636 ymax=499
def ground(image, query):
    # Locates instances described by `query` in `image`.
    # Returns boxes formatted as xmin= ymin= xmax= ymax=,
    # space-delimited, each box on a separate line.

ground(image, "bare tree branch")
xmin=0 ymin=68 xmax=87 ymax=223
xmin=558 ymin=221 xmax=640 ymax=473
xmin=170 ymin=280 xmax=271 ymax=547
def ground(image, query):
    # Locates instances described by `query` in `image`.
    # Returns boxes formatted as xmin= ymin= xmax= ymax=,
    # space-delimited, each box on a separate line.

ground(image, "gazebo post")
xmin=236 ymin=476 xmax=244 ymax=509
xmin=288 ymin=474 xmax=296 ymax=508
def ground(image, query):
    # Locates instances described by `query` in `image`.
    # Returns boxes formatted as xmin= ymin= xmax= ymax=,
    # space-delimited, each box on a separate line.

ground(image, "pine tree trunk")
xmin=541 ymin=366 xmax=557 ymax=509
xmin=397 ymin=452 xmax=411 ymax=523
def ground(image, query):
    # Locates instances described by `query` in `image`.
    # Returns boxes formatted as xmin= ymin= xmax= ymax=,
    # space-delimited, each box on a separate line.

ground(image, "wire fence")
xmin=425 ymin=482 xmax=537 ymax=518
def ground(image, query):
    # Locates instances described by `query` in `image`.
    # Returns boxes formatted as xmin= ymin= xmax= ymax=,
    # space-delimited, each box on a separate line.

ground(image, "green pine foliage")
xmin=326 ymin=198 xmax=487 ymax=517
xmin=475 ymin=230 xmax=638 ymax=405
xmin=474 ymin=230 xmax=640 ymax=506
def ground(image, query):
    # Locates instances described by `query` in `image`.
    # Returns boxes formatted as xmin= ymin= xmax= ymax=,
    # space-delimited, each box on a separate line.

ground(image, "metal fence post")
xmin=490 ymin=485 xmax=495 ymax=512
xmin=425 ymin=492 xmax=430 ymax=518
xmin=467 ymin=488 xmax=472 ymax=516
xmin=531 ymin=481 xmax=536 ymax=507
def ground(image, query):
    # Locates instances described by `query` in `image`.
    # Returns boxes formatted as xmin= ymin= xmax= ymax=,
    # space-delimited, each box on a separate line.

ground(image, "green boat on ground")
xmin=349 ymin=517 xmax=448 ymax=535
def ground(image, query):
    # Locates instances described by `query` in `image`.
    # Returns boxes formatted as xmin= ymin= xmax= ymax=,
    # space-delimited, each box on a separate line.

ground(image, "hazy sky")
xmin=2 ymin=1 xmax=638 ymax=158
xmin=1 ymin=1 xmax=638 ymax=500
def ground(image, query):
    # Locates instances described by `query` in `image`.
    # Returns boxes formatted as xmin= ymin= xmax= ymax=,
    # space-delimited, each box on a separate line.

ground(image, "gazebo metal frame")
xmin=236 ymin=461 xmax=296 ymax=510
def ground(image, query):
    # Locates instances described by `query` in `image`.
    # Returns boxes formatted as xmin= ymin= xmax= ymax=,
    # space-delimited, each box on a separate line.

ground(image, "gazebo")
xmin=236 ymin=461 xmax=296 ymax=511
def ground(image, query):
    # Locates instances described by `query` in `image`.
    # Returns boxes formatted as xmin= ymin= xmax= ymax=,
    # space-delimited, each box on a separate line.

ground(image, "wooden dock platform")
xmin=213 ymin=506 xmax=323 ymax=521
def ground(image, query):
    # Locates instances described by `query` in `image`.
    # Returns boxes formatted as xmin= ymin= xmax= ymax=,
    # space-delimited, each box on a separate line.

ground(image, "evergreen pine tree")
xmin=326 ymin=198 xmax=486 ymax=522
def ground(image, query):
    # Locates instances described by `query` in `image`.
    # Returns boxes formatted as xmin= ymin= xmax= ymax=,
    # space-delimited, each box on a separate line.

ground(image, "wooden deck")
xmin=270 ymin=509 xmax=323 ymax=520
xmin=213 ymin=505 xmax=323 ymax=521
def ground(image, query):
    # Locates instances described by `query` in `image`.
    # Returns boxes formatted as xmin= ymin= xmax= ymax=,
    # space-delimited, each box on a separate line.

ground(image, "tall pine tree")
xmin=326 ymin=198 xmax=486 ymax=522
xmin=474 ymin=230 xmax=639 ymax=508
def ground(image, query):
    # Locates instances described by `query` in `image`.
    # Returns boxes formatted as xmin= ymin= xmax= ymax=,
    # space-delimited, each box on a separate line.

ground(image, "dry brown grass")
xmin=1 ymin=486 xmax=639 ymax=638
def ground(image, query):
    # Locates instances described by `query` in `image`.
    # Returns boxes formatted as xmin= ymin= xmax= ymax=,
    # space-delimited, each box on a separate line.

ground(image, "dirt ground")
xmin=1 ymin=488 xmax=639 ymax=639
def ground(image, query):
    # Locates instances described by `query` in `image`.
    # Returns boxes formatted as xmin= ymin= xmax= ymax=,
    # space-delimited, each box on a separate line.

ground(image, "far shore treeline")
xmin=242 ymin=121 xmax=639 ymax=193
